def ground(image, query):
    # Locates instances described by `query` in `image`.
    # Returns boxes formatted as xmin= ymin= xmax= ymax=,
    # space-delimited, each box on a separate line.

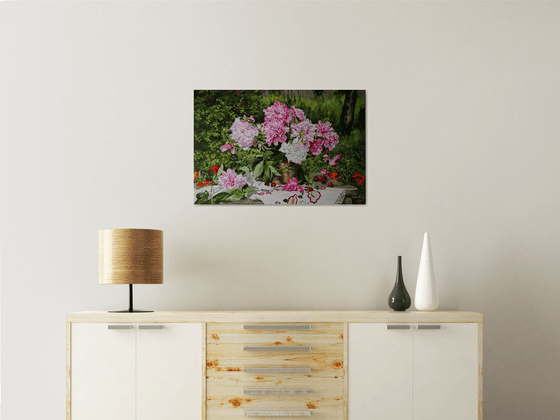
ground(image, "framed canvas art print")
xmin=194 ymin=90 xmax=365 ymax=205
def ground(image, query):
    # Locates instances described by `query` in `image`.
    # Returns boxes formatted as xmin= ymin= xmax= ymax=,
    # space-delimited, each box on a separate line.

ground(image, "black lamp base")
xmin=108 ymin=309 xmax=153 ymax=313
xmin=108 ymin=284 xmax=153 ymax=313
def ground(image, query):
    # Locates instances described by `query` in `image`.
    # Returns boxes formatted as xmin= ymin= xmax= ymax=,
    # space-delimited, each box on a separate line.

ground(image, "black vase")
xmin=388 ymin=256 xmax=411 ymax=311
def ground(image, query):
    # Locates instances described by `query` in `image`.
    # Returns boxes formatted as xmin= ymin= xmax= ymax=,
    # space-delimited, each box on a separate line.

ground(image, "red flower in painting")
xmin=352 ymin=173 xmax=365 ymax=187
xmin=194 ymin=172 xmax=199 ymax=181
xmin=211 ymin=165 xmax=220 ymax=175
xmin=196 ymin=180 xmax=213 ymax=187
xmin=328 ymin=172 xmax=338 ymax=180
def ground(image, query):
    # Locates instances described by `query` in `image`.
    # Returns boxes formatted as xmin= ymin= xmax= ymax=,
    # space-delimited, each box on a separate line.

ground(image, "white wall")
xmin=1 ymin=1 xmax=559 ymax=419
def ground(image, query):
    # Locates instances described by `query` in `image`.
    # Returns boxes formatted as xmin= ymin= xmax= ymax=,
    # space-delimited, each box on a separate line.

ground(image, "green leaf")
xmin=239 ymin=166 xmax=250 ymax=174
xmin=263 ymin=168 xmax=271 ymax=183
xmin=270 ymin=166 xmax=282 ymax=176
xmin=211 ymin=192 xmax=230 ymax=202
xmin=194 ymin=191 xmax=210 ymax=204
xmin=229 ymin=191 xmax=246 ymax=201
xmin=253 ymin=161 xmax=264 ymax=179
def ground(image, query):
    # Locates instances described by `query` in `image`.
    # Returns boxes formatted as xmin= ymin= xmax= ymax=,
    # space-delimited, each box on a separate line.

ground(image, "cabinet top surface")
xmin=66 ymin=310 xmax=482 ymax=323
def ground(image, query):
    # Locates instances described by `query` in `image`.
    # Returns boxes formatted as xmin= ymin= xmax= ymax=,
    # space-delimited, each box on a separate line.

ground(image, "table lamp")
xmin=99 ymin=228 xmax=163 ymax=313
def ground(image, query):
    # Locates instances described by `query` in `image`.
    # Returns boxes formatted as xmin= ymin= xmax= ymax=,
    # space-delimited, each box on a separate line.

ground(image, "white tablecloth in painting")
xmin=250 ymin=186 xmax=345 ymax=205
xmin=194 ymin=174 xmax=346 ymax=205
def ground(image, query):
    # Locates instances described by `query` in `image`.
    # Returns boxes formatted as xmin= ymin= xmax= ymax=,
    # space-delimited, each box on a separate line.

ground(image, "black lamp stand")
xmin=109 ymin=284 xmax=153 ymax=313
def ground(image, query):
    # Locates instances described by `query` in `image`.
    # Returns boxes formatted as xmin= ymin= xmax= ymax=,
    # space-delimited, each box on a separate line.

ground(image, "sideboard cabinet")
xmin=67 ymin=311 xmax=482 ymax=420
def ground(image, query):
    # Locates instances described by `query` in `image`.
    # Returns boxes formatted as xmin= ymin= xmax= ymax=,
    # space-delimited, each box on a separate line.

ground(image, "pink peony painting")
xmin=194 ymin=90 xmax=366 ymax=205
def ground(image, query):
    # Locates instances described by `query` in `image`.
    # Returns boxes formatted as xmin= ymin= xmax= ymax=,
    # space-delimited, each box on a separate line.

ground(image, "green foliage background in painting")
xmin=194 ymin=90 xmax=366 ymax=201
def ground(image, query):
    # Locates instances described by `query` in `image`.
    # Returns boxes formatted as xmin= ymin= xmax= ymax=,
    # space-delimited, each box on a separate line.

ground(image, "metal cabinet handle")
xmin=417 ymin=324 xmax=441 ymax=330
xmin=244 ymin=410 xmax=311 ymax=416
xmin=243 ymin=389 xmax=311 ymax=395
xmin=243 ymin=346 xmax=311 ymax=351
xmin=138 ymin=325 xmax=164 ymax=330
xmin=107 ymin=325 xmax=133 ymax=330
xmin=386 ymin=325 xmax=410 ymax=330
xmin=243 ymin=368 xmax=311 ymax=373
xmin=243 ymin=325 xmax=311 ymax=330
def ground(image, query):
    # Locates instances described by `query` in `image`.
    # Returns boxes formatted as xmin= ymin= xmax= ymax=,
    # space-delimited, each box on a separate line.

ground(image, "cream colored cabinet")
xmin=348 ymin=323 xmax=480 ymax=420
xmin=72 ymin=323 xmax=136 ymax=420
xmin=67 ymin=311 xmax=482 ymax=420
xmin=71 ymin=323 xmax=203 ymax=420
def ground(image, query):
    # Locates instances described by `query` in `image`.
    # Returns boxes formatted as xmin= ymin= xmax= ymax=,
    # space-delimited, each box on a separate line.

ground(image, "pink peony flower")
xmin=230 ymin=117 xmax=259 ymax=150
xmin=290 ymin=119 xmax=316 ymax=144
xmin=322 ymin=132 xmax=339 ymax=151
xmin=263 ymin=101 xmax=291 ymax=124
xmin=282 ymin=177 xmax=304 ymax=194
xmin=218 ymin=169 xmax=246 ymax=190
xmin=320 ymin=169 xmax=327 ymax=175
xmin=220 ymin=143 xmax=236 ymax=154
xmin=290 ymin=106 xmax=306 ymax=122
xmin=316 ymin=120 xmax=334 ymax=138
xmin=316 ymin=121 xmax=339 ymax=151
xmin=262 ymin=101 xmax=292 ymax=146
xmin=308 ymin=139 xmax=324 ymax=156
xmin=262 ymin=119 xmax=289 ymax=146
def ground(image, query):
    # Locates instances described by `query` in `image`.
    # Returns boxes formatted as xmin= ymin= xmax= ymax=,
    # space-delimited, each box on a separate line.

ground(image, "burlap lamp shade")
xmin=99 ymin=228 xmax=163 ymax=312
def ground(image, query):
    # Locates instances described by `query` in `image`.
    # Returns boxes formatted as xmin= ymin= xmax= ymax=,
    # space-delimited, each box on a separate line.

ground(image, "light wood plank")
xmin=202 ymin=323 xmax=207 ymax=420
xmin=207 ymin=373 xmax=343 ymax=388
xmin=66 ymin=322 xmax=71 ymax=420
xmin=478 ymin=322 xmax=483 ymax=420
xmin=207 ymin=388 xmax=343 ymax=419
xmin=67 ymin=311 xmax=483 ymax=324
xmin=342 ymin=322 xmax=348 ymax=420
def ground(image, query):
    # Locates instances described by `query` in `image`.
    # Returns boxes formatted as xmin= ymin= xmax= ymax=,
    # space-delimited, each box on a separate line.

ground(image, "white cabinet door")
xmin=136 ymin=323 xmax=203 ymax=420
xmin=348 ymin=323 xmax=413 ymax=420
xmin=413 ymin=323 xmax=478 ymax=420
xmin=72 ymin=323 xmax=136 ymax=420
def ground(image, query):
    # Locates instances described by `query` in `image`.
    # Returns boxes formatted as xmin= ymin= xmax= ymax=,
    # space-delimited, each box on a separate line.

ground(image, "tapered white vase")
xmin=415 ymin=232 xmax=439 ymax=311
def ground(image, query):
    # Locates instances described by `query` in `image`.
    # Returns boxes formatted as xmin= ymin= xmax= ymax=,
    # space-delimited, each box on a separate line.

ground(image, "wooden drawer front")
xmin=206 ymin=323 xmax=344 ymax=419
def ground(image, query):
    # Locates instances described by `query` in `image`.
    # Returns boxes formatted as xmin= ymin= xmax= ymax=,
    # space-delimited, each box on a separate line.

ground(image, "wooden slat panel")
xmin=207 ymin=373 xmax=343 ymax=388
xmin=208 ymin=344 xmax=342 ymax=359
xmin=207 ymin=387 xmax=343 ymax=419
xmin=244 ymin=410 xmax=311 ymax=417
xmin=207 ymin=323 xmax=344 ymax=420
xmin=209 ymin=322 xmax=341 ymax=335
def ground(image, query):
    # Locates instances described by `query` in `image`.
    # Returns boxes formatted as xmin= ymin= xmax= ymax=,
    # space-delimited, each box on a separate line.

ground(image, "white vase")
xmin=415 ymin=232 xmax=439 ymax=311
